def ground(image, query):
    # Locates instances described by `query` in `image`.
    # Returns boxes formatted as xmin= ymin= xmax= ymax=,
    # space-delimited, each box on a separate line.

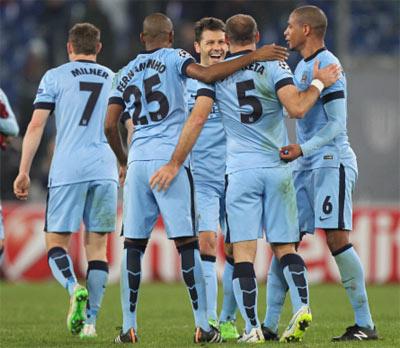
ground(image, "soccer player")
xmin=105 ymin=12 xmax=288 ymax=344
xmin=188 ymin=17 xmax=239 ymax=339
xmin=150 ymin=14 xmax=341 ymax=343
xmin=263 ymin=5 xmax=378 ymax=342
xmin=13 ymin=23 xmax=118 ymax=338
xmin=0 ymin=88 xmax=20 ymax=265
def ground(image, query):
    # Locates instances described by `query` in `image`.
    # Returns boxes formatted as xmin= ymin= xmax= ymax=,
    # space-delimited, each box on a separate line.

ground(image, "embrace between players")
xmin=13 ymin=5 xmax=377 ymax=345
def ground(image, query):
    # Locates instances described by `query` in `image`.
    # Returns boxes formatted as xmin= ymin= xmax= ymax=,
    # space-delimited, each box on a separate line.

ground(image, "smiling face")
xmin=284 ymin=13 xmax=307 ymax=52
xmin=195 ymin=29 xmax=228 ymax=66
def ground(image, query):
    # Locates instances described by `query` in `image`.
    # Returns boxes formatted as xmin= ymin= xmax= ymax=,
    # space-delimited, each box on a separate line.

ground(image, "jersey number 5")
xmin=79 ymin=82 xmax=103 ymax=126
xmin=121 ymin=74 xmax=169 ymax=126
xmin=236 ymin=79 xmax=262 ymax=124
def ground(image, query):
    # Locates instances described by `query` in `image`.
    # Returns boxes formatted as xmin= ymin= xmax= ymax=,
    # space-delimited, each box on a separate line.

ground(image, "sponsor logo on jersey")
xmin=179 ymin=49 xmax=192 ymax=59
xmin=323 ymin=155 xmax=334 ymax=160
xmin=278 ymin=61 xmax=291 ymax=72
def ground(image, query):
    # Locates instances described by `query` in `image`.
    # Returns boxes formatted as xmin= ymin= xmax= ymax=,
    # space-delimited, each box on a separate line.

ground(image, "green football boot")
xmin=67 ymin=284 xmax=88 ymax=335
xmin=220 ymin=320 xmax=240 ymax=340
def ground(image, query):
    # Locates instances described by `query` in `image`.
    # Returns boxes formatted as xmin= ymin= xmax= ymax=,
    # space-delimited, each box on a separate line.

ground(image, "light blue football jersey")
xmin=293 ymin=48 xmax=357 ymax=172
xmin=34 ymin=60 xmax=118 ymax=187
xmin=185 ymin=78 xmax=226 ymax=183
xmin=109 ymin=48 xmax=195 ymax=164
xmin=197 ymin=50 xmax=294 ymax=174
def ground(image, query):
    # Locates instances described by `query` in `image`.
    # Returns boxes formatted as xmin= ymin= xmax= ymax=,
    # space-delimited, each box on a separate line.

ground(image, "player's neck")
xmin=229 ymin=43 xmax=256 ymax=54
xmin=70 ymin=54 xmax=97 ymax=62
xmin=145 ymin=42 xmax=171 ymax=51
xmin=300 ymin=39 xmax=325 ymax=59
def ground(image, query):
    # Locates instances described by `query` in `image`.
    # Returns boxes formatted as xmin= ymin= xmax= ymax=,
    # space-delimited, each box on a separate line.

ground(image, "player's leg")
xmin=45 ymin=184 xmax=90 ymax=334
xmin=196 ymin=184 xmax=219 ymax=326
xmin=227 ymin=169 xmax=264 ymax=343
xmin=314 ymin=166 xmax=376 ymax=340
xmin=115 ymin=162 xmax=157 ymax=343
xmin=156 ymin=164 xmax=220 ymax=343
xmin=265 ymin=166 xmax=311 ymax=342
xmin=81 ymin=180 xmax=118 ymax=338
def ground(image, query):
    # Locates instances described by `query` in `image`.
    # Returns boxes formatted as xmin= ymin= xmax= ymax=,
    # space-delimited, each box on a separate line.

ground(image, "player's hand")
xmin=13 ymin=173 xmax=31 ymax=200
xmin=149 ymin=161 xmax=180 ymax=192
xmin=253 ymin=43 xmax=289 ymax=62
xmin=119 ymin=165 xmax=127 ymax=187
xmin=313 ymin=60 xmax=341 ymax=88
xmin=280 ymin=144 xmax=303 ymax=162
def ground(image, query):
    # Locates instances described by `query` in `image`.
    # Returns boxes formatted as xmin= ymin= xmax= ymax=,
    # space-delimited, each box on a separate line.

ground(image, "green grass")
xmin=0 ymin=282 xmax=399 ymax=347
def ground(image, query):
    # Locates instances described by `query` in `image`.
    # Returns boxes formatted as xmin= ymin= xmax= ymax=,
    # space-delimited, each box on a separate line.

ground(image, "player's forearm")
xmin=286 ymin=87 xmax=321 ymax=118
xmin=105 ymin=124 xmax=127 ymax=166
xmin=170 ymin=115 xmax=206 ymax=167
xmin=18 ymin=123 xmax=44 ymax=174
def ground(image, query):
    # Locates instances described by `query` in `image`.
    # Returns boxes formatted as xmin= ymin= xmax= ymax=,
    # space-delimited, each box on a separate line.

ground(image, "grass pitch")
xmin=0 ymin=282 xmax=398 ymax=347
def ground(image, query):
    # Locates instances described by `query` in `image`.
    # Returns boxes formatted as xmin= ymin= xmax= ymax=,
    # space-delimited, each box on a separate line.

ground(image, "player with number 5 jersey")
xmin=14 ymin=23 xmax=118 ymax=339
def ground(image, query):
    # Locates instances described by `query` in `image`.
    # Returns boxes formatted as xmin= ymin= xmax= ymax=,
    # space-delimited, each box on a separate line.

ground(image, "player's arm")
xmin=150 ymin=95 xmax=214 ymax=191
xmin=277 ymin=60 xmax=341 ymax=118
xmin=105 ymin=103 xmax=127 ymax=167
xmin=280 ymin=96 xmax=346 ymax=161
xmin=13 ymin=109 xmax=51 ymax=200
xmin=186 ymin=44 xmax=288 ymax=83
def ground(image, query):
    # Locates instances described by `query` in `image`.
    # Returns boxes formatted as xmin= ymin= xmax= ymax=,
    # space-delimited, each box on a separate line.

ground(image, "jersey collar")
xmin=140 ymin=48 xmax=162 ymax=54
xmin=226 ymin=49 xmax=253 ymax=58
xmin=304 ymin=47 xmax=326 ymax=62
xmin=75 ymin=59 xmax=96 ymax=64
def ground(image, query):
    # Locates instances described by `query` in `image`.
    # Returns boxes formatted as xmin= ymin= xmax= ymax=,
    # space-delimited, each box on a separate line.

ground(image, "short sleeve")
xmin=196 ymin=81 xmax=216 ymax=101
xmin=33 ymin=70 xmax=57 ymax=111
xmin=108 ymin=68 xmax=125 ymax=106
xmin=174 ymin=49 xmax=195 ymax=77
xmin=271 ymin=61 xmax=295 ymax=92
xmin=319 ymin=55 xmax=346 ymax=104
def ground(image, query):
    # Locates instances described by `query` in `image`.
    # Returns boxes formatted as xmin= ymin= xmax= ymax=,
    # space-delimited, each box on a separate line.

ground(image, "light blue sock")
xmin=178 ymin=242 xmax=209 ymax=331
xmin=232 ymin=262 xmax=260 ymax=334
xmin=86 ymin=260 xmax=109 ymax=325
xmin=220 ymin=257 xmax=237 ymax=322
xmin=201 ymin=255 xmax=218 ymax=321
xmin=264 ymin=256 xmax=288 ymax=333
xmin=121 ymin=243 xmax=146 ymax=332
xmin=334 ymin=244 xmax=374 ymax=329
xmin=280 ymin=253 xmax=309 ymax=314
xmin=47 ymin=247 xmax=77 ymax=295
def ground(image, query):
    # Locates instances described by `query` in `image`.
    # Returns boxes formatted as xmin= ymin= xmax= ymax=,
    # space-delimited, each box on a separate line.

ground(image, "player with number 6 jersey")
xmin=14 ymin=23 xmax=118 ymax=339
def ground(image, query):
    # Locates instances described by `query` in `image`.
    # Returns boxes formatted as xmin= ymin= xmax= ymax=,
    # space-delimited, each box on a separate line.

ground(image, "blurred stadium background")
xmin=0 ymin=0 xmax=399 ymax=285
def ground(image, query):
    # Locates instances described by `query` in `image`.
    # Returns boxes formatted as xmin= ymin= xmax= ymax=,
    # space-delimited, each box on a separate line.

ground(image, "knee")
xmin=199 ymin=232 xmax=217 ymax=256
xmin=325 ymin=230 xmax=350 ymax=253
xmin=174 ymin=236 xmax=198 ymax=251
xmin=271 ymin=243 xmax=296 ymax=260
xmin=224 ymin=242 xmax=233 ymax=259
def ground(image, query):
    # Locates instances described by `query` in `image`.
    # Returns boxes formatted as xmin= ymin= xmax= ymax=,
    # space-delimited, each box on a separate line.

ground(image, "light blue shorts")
xmin=294 ymin=164 xmax=357 ymax=234
xmin=226 ymin=166 xmax=299 ymax=244
xmin=194 ymin=180 xmax=226 ymax=236
xmin=45 ymin=180 xmax=118 ymax=233
xmin=122 ymin=160 xmax=196 ymax=239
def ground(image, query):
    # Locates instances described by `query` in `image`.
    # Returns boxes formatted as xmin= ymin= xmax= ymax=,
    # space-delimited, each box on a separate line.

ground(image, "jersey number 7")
xmin=79 ymin=82 xmax=103 ymax=126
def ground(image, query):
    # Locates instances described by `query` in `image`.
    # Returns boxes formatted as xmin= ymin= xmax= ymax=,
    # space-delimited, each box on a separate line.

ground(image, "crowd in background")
xmin=0 ymin=0 xmax=399 ymax=201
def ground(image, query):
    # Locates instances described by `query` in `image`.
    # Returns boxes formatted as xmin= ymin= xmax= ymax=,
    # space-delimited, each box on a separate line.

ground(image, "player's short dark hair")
xmin=293 ymin=5 xmax=327 ymax=38
xmin=68 ymin=23 xmax=100 ymax=55
xmin=194 ymin=17 xmax=225 ymax=43
xmin=225 ymin=14 xmax=257 ymax=45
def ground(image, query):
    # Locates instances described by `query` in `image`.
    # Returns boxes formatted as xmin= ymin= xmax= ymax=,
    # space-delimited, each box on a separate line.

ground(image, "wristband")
xmin=310 ymin=79 xmax=324 ymax=94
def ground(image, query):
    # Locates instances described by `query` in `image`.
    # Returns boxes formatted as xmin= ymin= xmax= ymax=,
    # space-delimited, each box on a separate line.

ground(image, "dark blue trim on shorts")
xmin=44 ymin=190 xmax=49 ymax=232
xmin=224 ymin=174 xmax=231 ymax=243
xmin=185 ymin=167 xmax=196 ymax=236
xmin=338 ymin=164 xmax=346 ymax=229
xmin=322 ymin=91 xmax=345 ymax=104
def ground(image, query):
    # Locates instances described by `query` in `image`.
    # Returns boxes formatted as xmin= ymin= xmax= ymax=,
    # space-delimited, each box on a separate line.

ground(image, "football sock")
xmin=220 ymin=256 xmax=237 ymax=322
xmin=121 ymin=240 xmax=146 ymax=332
xmin=281 ymin=253 xmax=309 ymax=314
xmin=86 ymin=260 xmax=109 ymax=325
xmin=264 ymin=255 xmax=288 ymax=333
xmin=232 ymin=262 xmax=260 ymax=333
xmin=177 ymin=241 xmax=209 ymax=331
xmin=0 ymin=247 xmax=4 ymax=266
xmin=333 ymin=244 xmax=374 ymax=329
xmin=47 ymin=247 xmax=77 ymax=295
xmin=201 ymin=254 xmax=218 ymax=321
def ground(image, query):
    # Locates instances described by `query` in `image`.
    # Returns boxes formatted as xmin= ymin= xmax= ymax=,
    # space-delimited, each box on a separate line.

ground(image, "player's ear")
xmin=168 ymin=30 xmax=174 ymax=45
xmin=66 ymin=42 xmax=73 ymax=55
xmin=255 ymin=31 xmax=260 ymax=44
xmin=139 ymin=32 xmax=145 ymax=46
xmin=96 ymin=42 xmax=102 ymax=55
xmin=194 ymin=41 xmax=201 ymax=54
xmin=303 ymin=24 xmax=311 ymax=36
